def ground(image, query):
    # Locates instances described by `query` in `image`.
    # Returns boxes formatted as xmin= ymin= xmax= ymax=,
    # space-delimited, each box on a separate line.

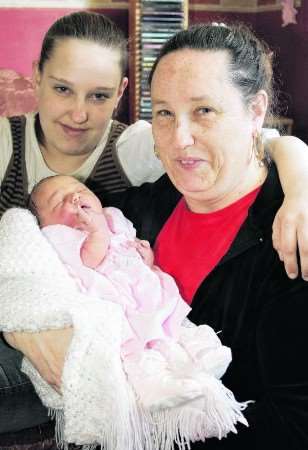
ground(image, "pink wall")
xmin=0 ymin=9 xmax=77 ymax=76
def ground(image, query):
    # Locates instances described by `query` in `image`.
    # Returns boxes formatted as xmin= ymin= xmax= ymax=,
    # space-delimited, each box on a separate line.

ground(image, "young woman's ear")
xmin=32 ymin=61 xmax=41 ymax=95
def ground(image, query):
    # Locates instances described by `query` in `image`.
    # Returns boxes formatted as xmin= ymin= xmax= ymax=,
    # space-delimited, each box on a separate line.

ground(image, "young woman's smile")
xmin=34 ymin=38 xmax=128 ymax=168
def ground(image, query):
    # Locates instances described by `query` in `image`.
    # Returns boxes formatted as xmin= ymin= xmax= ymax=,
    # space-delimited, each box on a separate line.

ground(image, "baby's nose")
xmin=67 ymin=193 xmax=80 ymax=205
xmin=72 ymin=193 xmax=80 ymax=204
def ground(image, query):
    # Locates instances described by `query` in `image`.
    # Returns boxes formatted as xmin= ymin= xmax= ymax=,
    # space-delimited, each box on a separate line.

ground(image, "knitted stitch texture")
xmin=0 ymin=208 xmax=248 ymax=450
xmin=0 ymin=208 xmax=137 ymax=449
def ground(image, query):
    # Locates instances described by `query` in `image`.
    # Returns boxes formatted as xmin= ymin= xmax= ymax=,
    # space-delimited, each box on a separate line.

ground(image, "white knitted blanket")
xmin=0 ymin=208 xmax=248 ymax=449
xmin=0 ymin=208 xmax=140 ymax=449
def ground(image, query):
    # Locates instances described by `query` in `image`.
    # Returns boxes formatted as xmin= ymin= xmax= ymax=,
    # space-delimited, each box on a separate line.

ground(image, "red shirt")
xmin=154 ymin=188 xmax=260 ymax=304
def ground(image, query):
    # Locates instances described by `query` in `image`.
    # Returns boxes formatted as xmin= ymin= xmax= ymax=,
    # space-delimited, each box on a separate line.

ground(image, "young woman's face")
xmin=151 ymin=49 xmax=267 ymax=213
xmin=33 ymin=175 xmax=103 ymax=228
xmin=34 ymin=38 xmax=128 ymax=159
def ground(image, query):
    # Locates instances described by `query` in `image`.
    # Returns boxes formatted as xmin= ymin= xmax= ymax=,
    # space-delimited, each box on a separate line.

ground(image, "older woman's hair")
xmin=38 ymin=11 xmax=128 ymax=77
xmin=149 ymin=22 xmax=275 ymax=114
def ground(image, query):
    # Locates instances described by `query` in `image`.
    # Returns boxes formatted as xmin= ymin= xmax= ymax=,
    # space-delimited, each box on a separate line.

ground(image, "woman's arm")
xmin=250 ymin=279 xmax=308 ymax=449
xmin=267 ymin=136 xmax=308 ymax=280
xmin=3 ymin=328 xmax=73 ymax=393
xmin=201 ymin=281 xmax=308 ymax=450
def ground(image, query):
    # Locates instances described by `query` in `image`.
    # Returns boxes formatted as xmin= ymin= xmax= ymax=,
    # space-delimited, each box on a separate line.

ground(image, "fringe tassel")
xmin=149 ymin=375 xmax=249 ymax=450
xmin=0 ymin=442 xmax=56 ymax=450
xmin=49 ymin=375 xmax=248 ymax=450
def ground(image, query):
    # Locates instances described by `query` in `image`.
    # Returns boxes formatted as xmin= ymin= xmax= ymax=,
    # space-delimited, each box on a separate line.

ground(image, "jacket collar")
xmin=218 ymin=164 xmax=283 ymax=265
xmin=160 ymin=164 xmax=283 ymax=264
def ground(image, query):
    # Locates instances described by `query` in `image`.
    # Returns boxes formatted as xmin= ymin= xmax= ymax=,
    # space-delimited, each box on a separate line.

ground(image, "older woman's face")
xmin=151 ymin=49 xmax=265 ymax=212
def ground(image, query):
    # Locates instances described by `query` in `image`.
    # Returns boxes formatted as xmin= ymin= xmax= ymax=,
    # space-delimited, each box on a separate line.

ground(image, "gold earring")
xmin=153 ymin=145 xmax=160 ymax=159
xmin=253 ymin=131 xmax=265 ymax=167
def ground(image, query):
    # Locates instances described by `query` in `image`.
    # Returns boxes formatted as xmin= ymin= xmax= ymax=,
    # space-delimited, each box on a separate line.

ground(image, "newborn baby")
xmin=29 ymin=175 xmax=247 ymax=436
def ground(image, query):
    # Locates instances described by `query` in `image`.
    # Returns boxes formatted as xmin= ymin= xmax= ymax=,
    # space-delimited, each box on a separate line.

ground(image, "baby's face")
xmin=33 ymin=175 xmax=103 ymax=228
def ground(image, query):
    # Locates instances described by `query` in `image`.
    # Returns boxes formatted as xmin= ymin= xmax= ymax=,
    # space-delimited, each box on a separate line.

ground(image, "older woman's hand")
xmin=3 ymin=327 xmax=73 ymax=393
xmin=272 ymin=196 xmax=308 ymax=281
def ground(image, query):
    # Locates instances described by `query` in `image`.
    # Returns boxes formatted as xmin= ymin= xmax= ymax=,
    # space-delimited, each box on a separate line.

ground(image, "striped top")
xmin=0 ymin=116 xmax=129 ymax=218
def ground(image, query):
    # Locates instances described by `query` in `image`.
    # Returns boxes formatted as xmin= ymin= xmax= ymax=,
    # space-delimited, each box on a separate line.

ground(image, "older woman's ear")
xmin=250 ymin=90 xmax=268 ymax=131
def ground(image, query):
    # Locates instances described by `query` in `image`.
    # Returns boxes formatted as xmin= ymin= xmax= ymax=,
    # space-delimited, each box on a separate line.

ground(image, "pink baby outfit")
xmin=42 ymin=207 xmax=234 ymax=411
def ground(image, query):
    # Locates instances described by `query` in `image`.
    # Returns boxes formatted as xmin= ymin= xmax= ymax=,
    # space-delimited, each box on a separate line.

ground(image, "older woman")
xmin=103 ymin=23 xmax=308 ymax=448
xmin=2 ymin=17 xmax=308 ymax=448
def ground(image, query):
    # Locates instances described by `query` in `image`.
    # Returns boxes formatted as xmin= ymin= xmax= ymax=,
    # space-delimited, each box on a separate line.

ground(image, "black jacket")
xmin=104 ymin=166 xmax=308 ymax=449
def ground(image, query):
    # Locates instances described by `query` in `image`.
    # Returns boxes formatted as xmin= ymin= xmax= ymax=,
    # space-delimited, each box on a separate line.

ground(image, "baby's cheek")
xmin=57 ymin=208 xmax=78 ymax=227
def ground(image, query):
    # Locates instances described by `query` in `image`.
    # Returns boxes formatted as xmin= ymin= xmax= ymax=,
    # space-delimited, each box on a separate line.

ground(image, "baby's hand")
xmin=78 ymin=207 xmax=111 ymax=268
xmin=135 ymin=239 xmax=154 ymax=267
xmin=76 ymin=207 xmax=108 ymax=235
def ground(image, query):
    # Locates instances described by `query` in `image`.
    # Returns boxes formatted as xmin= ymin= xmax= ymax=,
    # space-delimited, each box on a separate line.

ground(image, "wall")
xmin=189 ymin=0 xmax=308 ymax=143
xmin=0 ymin=1 xmax=307 ymax=142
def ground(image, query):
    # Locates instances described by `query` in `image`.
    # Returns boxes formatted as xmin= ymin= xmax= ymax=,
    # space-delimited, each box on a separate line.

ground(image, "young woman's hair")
xmin=38 ymin=11 xmax=128 ymax=77
xmin=149 ymin=22 xmax=275 ymax=113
